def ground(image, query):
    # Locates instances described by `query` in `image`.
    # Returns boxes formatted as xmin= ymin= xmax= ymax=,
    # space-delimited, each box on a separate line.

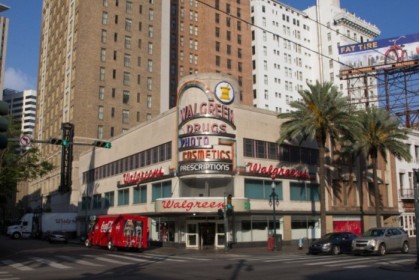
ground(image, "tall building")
xmin=168 ymin=0 xmax=253 ymax=107
xmin=30 ymin=0 xmax=253 ymax=212
xmin=0 ymin=4 xmax=9 ymax=99
xmin=251 ymin=0 xmax=380 ymax=112
xmin=3 ymin=89 xmax=37 ymax=138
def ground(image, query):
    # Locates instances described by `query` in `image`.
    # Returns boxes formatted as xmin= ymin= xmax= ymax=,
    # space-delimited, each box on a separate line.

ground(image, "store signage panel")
xmin=177 ymin=79 xmax=236 ymax=176
xmin=155 ymin=197 xmax=250 ymax=213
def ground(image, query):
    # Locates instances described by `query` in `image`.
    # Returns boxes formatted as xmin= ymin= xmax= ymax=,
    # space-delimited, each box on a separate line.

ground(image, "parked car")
xmin=351 ymin=227 xmax=409 ymax=256
xmin=48 ymin=231 xmax=68 ymax=243
xmin=308 ymin=232 xmax=358 ymax=255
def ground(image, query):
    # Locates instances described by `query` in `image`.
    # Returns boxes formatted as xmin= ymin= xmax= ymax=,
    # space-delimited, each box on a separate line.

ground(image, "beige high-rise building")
xmin=0 ymin=4 xmax=9 ymax=98
xmin=28 ymin=0 xmax=252 ymax=212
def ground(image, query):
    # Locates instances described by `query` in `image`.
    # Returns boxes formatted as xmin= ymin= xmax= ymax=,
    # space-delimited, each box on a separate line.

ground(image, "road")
xmin=0 ymin=235 xmax=418 ymax=280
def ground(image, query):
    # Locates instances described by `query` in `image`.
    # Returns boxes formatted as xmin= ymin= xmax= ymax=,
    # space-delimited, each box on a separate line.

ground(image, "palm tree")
xmin=355 ymin=107 xmax=411 ymax=227
xmin=278 ymin=81 xmax=359 ymax=236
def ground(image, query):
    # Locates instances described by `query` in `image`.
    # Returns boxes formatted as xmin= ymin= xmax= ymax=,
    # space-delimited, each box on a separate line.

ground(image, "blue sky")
xmin=1 ymin=0 xmax=419 ymax=91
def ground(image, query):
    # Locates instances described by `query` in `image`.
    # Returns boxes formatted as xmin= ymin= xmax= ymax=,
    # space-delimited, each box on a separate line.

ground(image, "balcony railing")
xmin=400 ymin=188 xmax=415 ymax=199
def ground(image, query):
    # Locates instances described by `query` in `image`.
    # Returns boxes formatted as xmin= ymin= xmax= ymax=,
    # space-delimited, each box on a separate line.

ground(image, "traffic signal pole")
xmin=224 ymin=194 xmax=229 ymax=252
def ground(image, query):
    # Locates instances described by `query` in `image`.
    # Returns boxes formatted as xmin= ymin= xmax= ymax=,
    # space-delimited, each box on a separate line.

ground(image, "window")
xmin=245 ymin=179 xmax=283 ymax=200
xmin=152 ymin=181 xmax=172 ymax=201
xmin=100 ymin=48 xmax=106 ymax=62
xmin=126 ymin=0 xmax=132 ymax=13
xmin=147 ymin=77 xmax=152 ymax=90
xmin=147 ymin=59 xmax=153 ymax=72
xmin=125 ymin=18 xmax=132 ymax=31
xmin=124 ymin=53 xmax=131 ymax=67
xmin=122 ymin=109 xmax=129 ymax=124
xmin=290 ymin=182 xmax=319 ymax=201
xmin=99 ymin=86 xmax=105 ymax=100
xmin=125 ymin=36 xmax=131 ymax=49
xmin=111 ymin=107 xmax=115 ymax=118
xmin=101 ymin=30 xmax=107 ymax=43
xmin=123 ymin=90 xmax=129 ymax=104
xmin=147 ymin=95 xmax=152 ymax=108
xmin=148 ymin=42 xmax=153 ymax=54
xmin=123 ymin=72 xmax=130 ymax=85
xmin=133 ymin=185 xmax=147 ymax=204
xmin=97 ymin=125 xmax=104 ymax=139
xmin=118 ymin=188 xmax=129 ymax=206
xmin=148 ymin=25 xmax=153 ymax=37
xmin=99 ymin=67 xmax=105 ymax=81
xmin=105 ymin=191 xmax=114 ymax=208
xmin=98 ymin=106 xmax=104 ymax=120
xmin=92 ymin=194 xmax=102 ymax=209
xmin=102 ymin=12 xmax=108 ymax=25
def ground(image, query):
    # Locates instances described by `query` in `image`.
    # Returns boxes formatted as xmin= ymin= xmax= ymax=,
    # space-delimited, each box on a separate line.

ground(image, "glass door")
xmin=215 ymin=222 xmax=225 ymax=248
xmin=186 ymin=223 xmax=199 ymax=248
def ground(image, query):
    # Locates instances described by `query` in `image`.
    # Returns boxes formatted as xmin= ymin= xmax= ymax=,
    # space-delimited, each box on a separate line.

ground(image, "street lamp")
xmin=269 ymin=179 xmax=279 ymax=251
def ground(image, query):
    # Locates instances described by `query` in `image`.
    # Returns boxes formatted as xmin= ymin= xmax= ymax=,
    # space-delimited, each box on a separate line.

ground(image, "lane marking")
xmin=83 ymin=254 xmax=133 ymax=265
xmin=30 ymin=257 xmax=71 ymax=269
xmin=1 ymin=260 xmax=34 ymax=271
xmin=56 ymin=255 xmax=104 ymax=267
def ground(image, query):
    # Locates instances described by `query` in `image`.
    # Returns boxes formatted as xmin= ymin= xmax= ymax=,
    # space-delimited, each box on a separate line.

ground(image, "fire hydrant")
xmin=298 ymin=238 xmax=304 ymax=250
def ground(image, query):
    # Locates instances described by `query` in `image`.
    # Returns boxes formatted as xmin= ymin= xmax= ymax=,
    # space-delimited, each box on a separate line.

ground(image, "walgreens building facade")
xmin=79 ymin=73 xmax=358 ymax=249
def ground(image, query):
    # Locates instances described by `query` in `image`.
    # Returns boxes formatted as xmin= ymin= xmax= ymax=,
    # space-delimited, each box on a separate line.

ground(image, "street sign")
xmin=20 ymin=135 xmax=32 ymax=147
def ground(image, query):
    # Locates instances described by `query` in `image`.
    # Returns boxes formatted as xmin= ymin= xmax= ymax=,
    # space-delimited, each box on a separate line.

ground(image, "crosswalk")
xmin=0 ymin=251 xmax=212 ymax=273
xmin=0 ymin=252 xmax=416 ymax=275
xmin=227 ymin=253 xmax=416 ymax=269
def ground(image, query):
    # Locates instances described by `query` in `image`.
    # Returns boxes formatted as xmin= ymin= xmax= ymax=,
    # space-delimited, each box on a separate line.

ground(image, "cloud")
xmin=4 ymin=67 xmax=37 ymax=91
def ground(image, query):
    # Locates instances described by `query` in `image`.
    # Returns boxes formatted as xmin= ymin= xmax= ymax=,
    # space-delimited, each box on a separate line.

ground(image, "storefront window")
xmin=291 ymin=215 xmax=320 ymax=240
xmin=133 ymin=185 xmax=147 ymax=204
xmin=104 ymin=191 xmax=114 ymax=208
xmin=157 ymin=221 xmax=175 ymax=242
xmin=152 ymin=181 xmax=172 ymax=201
xmin=118 ymin=188 xmax=130 ymax=205
xmin=245 ymin=179 xmax=283 ymax=200
xmin=290 ymin=182 xmax=319 ymax=201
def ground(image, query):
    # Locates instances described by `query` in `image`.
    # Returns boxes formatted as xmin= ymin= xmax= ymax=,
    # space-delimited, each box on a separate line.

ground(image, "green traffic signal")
xmin=94 ymin=140 xmax=111 ymax=148
xmin=49 ymin=138 xmax=69 ymax=146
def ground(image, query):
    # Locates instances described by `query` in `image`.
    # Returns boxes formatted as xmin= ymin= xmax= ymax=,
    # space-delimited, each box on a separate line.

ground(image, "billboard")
xmin=338 ymin=33 xmax=419 ymax=70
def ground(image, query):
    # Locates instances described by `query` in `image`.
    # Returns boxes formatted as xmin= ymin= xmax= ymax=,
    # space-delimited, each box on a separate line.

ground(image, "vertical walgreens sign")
xmin=177 ymin=79 xmax=237 ymax=175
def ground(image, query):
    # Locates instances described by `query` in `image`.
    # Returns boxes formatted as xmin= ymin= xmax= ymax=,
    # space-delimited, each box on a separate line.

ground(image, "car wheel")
xmin=378 ymin=243 xmax=386 ymax=256
xmin=331 ymin=245 xmax=341 ymax=255
xmin=401 ymin=241 xmax=409 ymax=254
xmin=84 ymin=238 xmax=91 ymax=247
xmin=12 ymin=232 xmax=21 ymax=239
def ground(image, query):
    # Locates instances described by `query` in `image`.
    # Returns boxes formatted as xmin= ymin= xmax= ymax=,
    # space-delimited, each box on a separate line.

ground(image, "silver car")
xmin=351 ymin=227 xmax=409 ymax=256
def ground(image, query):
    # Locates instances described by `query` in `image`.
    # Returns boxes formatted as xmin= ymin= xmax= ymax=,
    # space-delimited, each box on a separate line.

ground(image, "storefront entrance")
xmin=185 ymin=220 xmax=225 ymax=249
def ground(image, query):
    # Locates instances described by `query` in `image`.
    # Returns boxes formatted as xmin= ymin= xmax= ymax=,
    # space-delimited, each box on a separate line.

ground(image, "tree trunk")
xmin=319 ymin=144 xmax=327 ymax=236
xmin=372 ymin=156 xmax=381 ymax=227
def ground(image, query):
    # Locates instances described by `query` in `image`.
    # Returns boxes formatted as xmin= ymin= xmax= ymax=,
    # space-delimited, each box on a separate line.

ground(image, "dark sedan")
xmin=308 ymin=232 xmax=358 ymax=255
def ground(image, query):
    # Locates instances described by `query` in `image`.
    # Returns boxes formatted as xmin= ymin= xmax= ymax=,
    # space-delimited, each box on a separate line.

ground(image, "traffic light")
xmin=93 ymin=140 xmax=111 ymax=148
xmin=49 ymin=138 xmax=68 ymax=146
xmin=226 ymin=194 xmax=233 ymax=216
xmin=0 ymin=101 xmax=9 ymax=149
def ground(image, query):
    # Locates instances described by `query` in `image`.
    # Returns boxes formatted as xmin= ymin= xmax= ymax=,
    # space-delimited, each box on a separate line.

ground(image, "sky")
xmin=1 ymin=0 xmax=419 ymax=91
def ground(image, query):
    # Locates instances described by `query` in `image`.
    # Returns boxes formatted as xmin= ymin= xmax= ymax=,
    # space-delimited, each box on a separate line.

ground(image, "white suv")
xmin=352 ymin=227 xmax=409 ymax=256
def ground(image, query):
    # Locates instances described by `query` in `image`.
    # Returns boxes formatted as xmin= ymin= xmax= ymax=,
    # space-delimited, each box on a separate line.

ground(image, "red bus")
xmin=84 ymin=214 xmax=148 ymax=251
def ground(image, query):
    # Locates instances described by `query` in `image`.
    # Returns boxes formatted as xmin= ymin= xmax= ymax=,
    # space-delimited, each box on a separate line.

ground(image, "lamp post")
xmin=269 ymin=179 xmax=279 ymax=251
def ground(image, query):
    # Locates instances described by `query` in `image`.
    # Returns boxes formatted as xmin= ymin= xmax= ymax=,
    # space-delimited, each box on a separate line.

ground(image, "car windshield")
xmin=320 ymin=233 xmax=338 ymax=240
xmin=362 ymin=229 xmax=384 ymax=237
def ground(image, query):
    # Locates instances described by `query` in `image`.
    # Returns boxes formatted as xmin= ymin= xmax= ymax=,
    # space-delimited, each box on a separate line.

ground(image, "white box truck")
xmin=6 ymin=212 xmax=77 ymax=239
